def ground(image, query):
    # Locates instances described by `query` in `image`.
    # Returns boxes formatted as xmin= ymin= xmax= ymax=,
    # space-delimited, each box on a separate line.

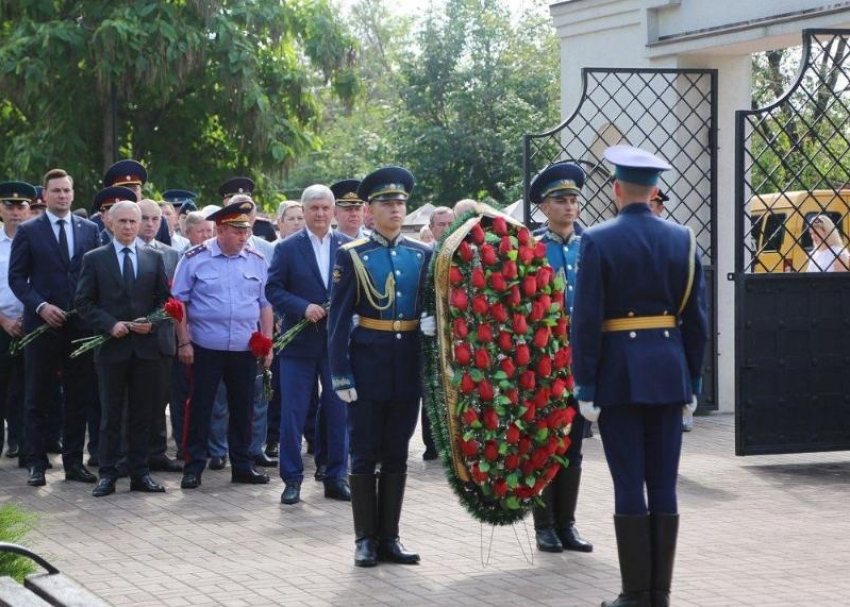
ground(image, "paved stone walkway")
xmin=2 ymin=413 xmax=849 ymax=606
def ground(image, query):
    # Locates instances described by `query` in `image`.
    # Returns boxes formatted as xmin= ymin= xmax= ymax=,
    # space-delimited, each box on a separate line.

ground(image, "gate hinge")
xmin=726 ymin=272 xmax=736 ymax=281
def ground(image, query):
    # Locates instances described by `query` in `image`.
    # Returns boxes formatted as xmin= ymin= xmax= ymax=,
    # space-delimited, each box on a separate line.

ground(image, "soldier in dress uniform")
xmin=571 ymin=145 xmax=708 ymax=607
xmin=328 ymin=166 xmax=434 ymax=568
xmin=527 ymin=162 xmax=593 ymax=554
xmin=102 ymin=160 xmax=171 ymax=246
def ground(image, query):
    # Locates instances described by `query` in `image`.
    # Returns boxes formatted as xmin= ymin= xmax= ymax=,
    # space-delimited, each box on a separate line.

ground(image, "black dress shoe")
xmin=130 ymin=474 xmax=166 ymax=493
xmin=149 ymin=455 xmax=182 ymax=473
xmin=377 ymin=538 xmax=420 ymax=564
xmin=314 ymin=464 xmax=326 ymax=482
xmin=181 ymin=473 xmax=201 ymax=489
xmin=535 ymin=528 xmax=564 ymax=553
xmin=280 ymin=481 xmax=301 ymax=505
xmin=92 ymin=478 xmax=116 ymax=498
xmin=265 ymin=441 xmax=279 ymax=458
xmin=324 ymin=478 xmax=352 ymax=501
xmin=5 ymin=444 xmax=19 ymax=458
xmin=209 ymin=456 xmax=227 ymax=470
xmin=422 ymin=449 xmax=438 ymax=461
xmin=65 ymin=463 xmax=97 ymax=484
xmin=46 ymin=440 xmax=62 ymax=454
xmin=253 ymin=452 xmax=278 ymax=468
xmin=232 ymin=469 xmax=270 ymax=484
xmin=27 ymin=468 xmax=46 ymax=487
xmin=87 ymin=455 xmax=99 ymax=467
xmin=355 ymin=538 xmax=378 ymax=567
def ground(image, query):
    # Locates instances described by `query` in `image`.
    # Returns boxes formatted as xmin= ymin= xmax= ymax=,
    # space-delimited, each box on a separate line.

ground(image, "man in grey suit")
xmin=137 ymin=199 xmax=182 ymax=472
xmin=75 ymin=201 xmax=171 ymax=497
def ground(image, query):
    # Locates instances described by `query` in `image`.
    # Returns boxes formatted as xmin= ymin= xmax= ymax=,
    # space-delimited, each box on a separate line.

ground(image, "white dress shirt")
xmin=45 ymin=209 xmax=75 ymax=260
xmin=112 ymin=238 xmax=138 ymax=278
xmin=307 ymin=229 xmax=331 ymax=288
xmin=0 ymin=228 xmax=24 ymax=318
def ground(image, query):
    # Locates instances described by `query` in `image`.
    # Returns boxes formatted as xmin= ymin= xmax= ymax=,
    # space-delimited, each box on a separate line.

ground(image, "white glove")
xmin=352 ymin=314 xmax=360 ymax=328
xmin=684 ymin=395 xmax=698 ymax=415
xmin=420 ymin=314 xmax=436 ymax=337
xmin=579 ymin=400 xmax=600 ymax=423
xmin=336 ymin=388 xmax=358 ymax=403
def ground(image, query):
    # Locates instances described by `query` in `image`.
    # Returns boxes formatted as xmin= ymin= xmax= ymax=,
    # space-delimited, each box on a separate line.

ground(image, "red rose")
xmin=546 ymin=462 xmax=560 ymax=480
xmin=499 ymin=237 xmax=513 ymax=258
xmin=450 ymin=289 xmax=468 ymax=311
xmin=462 ymin=408 xmax=478 ymax=425
xmin=480 ymin=244 xmax=498 ymax=266
xmin=564 ymin=406 xmax=576 ymax=423
xmin=520 ymin=461 xmax=534 ymax=478
xmin=523 ymin=275 xmax=538 ymax=297
xmin=453 ymin=318 xmax=469 ymax=340
xmin=454 ymin=343 xmax=472 ymax=366
xmin=518 ymin=435 xmax=533 ymax=456
xmin=500 ymin=358 xmax=516 ymax=378
xmin=565 ymin=374 xmax=575 ymax=391
xmin=504 ymin=454 xmax=519 ymax=471
xmin=477 ymin=324 xmax=494 ymax=343
xmin=470 ymin=223 xmax=486 ymax=245
xmin=517 ymin=227 xmax=531 ymax=246
xmin=521 ymin=402 xmax=536 ymax=422
xmin=458 ymin=240 xmax=473 ymax=262
xmin=553 ymin=349 xmax=567 ymax=370
xmin=519 ymin=370 xmax=535 ymax=391
xmin=536 ymin=267 xmax=551 ymax=288
xmin=516 ymin=485 xmax=534 ymax=500
xmin=460 ymin=439 xmax=479 ymax=457
xmin=519 ymin=246 xmax=534 ymax=265
xmin=537 ymin=293 xmax=552 ymax=312
xmin=553 ymin=316 xmax=568 ymax=338
xmin=533 ymin=326 xmax=550 ymax=349
xmin=505 ymin=389 xmax=519 ymax=405
xmin=497 ymin=331 xmax=513 ymax=352
xmin=484 ymin=440 xmax=499 ymax=461
xmin=472 ymin=295 xmax=489 ymax=316
xmin=533 ymin=478 xmax=548 ymax=494
xmin=164 ymin=298 xmax=184 ymax=323
xmin=531 ymin=448 xmax=548 ymax=469
xmin=556 ymin=437 xmax=571 ymax=456
xmin=449 ymin=266 xmax=464 ymax=286
xmin=547 ymin=435 xmax=560 ymax=455
xmin=537 ymin=355 xmax=552 ymax=378
xmin=506 ymin=285 xmax=521 ymax=307
xmin=460 ymin=374 xmax=476 ymax=394
xmin=550 ymin=378 xmax=566 ymax=398
xmin=552 ymin=290 xmax=565 ymax=307
xmin=478 ymin=380 xmax=495 ymax=402
xmin=483 ymin=407 xmax=499 ymax=430
xmin=471 ymin=463 xmax=488 ymax=483
xmin=492 ymin=216 xmax=508 ymax=236
xmin=491 ymin=303 xmax=509 ymax=323
xmin=471 ymin=267 xmax=486 ymax=289
xmin=533 ymin=387 xmax=551 ymax=408
xmin=516 ymin=344 xmax=531 ymax=366
xmin=561 ymin=347 xmax=573 ymax=367
xmin=249 ymin=332 xmax=273 ymax=358
xmin=489 ymin=271 xmax=507 ymax=292
xmin=502 ymin=260 xmax=518 ymax=280
xmin=494 ymin=477 xmax=508 ymax=497
xmin=529 ymin=300 xmax=545 ymax=322
xmin=512 ymin=313 xmax=528 ymax=335
xmin=534 ymin=241 xmax=547 ymax=260
xmin=475 ymin=348 xmax=491 ymax=370
xmin=506 ymin=424 xmax=520 ymax=444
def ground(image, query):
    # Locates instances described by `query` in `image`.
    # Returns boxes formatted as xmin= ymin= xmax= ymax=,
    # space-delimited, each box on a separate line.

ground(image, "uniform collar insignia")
xmin=370 ymin=231 xmax=401 ymax=248
xmin=544 ymin=229 xmax=577 ymax=245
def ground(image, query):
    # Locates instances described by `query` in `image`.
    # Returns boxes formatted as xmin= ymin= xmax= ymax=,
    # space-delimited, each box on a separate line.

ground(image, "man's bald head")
xmin=138 ymin=198 xmax=162 ymax=243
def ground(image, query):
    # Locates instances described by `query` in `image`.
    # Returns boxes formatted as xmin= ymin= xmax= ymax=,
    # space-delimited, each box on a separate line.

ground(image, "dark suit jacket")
xmin=74 ymin=243 xmax=170 ymax=365
xmin=266 ymin=228 xmax=349 ymax=359
xmin=9 ymin=213 xmax=101 ymax=332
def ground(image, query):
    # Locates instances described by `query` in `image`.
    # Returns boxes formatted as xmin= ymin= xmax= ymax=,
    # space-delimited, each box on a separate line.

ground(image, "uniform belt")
xmin=601 ymin=315 xmax=677 ymax=333
xmin=358 ymin=317 xmax=420 ymax=332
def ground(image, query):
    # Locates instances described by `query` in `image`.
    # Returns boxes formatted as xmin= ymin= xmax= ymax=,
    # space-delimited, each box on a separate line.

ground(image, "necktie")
xmin=122 ymin=247 xmax=135 ymax=292
xmin=57 ymin=219 xmax=70 ymax=266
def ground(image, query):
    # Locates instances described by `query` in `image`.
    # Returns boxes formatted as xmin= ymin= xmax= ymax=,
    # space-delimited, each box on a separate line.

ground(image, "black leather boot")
xmin=376 ymin=472 xmax=420 ymax=564
xmin=555 ymin=466 xmax=593 ymax=552
xmin=650 ymin=513 xmax=679 ymax=607
xmin=601 ymin=515 xmax=652 ymax=607
xmin=349 ymin=474 xmax=378 ymax=567
xmin=532 ymin=485 xmax=563 ymax=553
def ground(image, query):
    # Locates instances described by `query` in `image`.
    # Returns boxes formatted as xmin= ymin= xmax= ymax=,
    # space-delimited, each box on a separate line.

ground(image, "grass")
xmin=0 ymin=502 xmax=38 ymax=582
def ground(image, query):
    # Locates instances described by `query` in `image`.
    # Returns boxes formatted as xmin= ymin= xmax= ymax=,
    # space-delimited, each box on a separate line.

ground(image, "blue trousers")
xmin=279 ymin=355 xmax=348 ymax=483
xmin=598 ymin=403 xmax=683 ymax=516
xmin=207 ymin=383 xmax=229 ymax=458
xmin=266 ymin=353 xmax=282 ymax=443
xmin=348 ymin=398 xmax=419 ymax=475
xmin=249 ymin=373 xmax=268 ymax=457
xmin=183 ymin=346 xmax=255 ymax=475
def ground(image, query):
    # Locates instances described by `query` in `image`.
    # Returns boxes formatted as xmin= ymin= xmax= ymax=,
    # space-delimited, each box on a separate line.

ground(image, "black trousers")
xmin=23 ymin=326 xmax=94 ymax=471
xmin=149 ymin=355 xmax=174 ymax=459
xmin=348 ymin=398 xmax=419 ymax=475
xmin=266 ymin=352 xmax=282 ymax=444
xmin=96 ymin=356 xmax=159 ymax=479
xmin=0 ymin=331 xmax=24 ymax=454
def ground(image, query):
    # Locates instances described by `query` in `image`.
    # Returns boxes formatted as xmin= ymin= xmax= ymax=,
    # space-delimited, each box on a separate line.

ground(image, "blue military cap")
xmin=603 ymin=145 xmax=671 ymax=186
xmin=31 ymin=186 xmax=46 ymax=208
xmin=331 ymin=179 xmax=364 ymax=206
xmin=103 ymin=159 xmax=148 ymax=188
xmin=358 ymin=166 xmax=414 ymax=203
xmin=179 ymin=200 xmax=199 ymax=215
xmin=207 ymin=198 xmax=254 ymax=228
xmin=162 ymin=189 xmax=198 ymax=204
xmin=0 ymin=181 xmax=36 ymax=205
xmin=93 ymin=186 xmax=137 ymax=212
xmin=218 ymin=177 xmax=255 ymax=199
xmin=529 ymin=162 xmax=586 ymax=205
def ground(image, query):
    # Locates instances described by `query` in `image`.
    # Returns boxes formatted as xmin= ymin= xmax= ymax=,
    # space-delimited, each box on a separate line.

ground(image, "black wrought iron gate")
xmin=735 ymin=29 xmax=850 ymax=455
xmin=523 ymin=68 xmax=718 ymax=410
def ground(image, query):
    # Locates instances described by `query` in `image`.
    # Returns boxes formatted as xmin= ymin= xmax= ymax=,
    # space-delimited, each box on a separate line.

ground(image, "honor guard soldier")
xmin=571 ymin=145 xmax=709 ymax=607
xmin=328 ymin=166 xmax=435 ymax=568
xmin=171 ymin=198 xmax=274 ymax=489
xmin=103 ymin=160 xmax=171 ymax=246
xmin=528 ymin=162 xmax=593 ymax=555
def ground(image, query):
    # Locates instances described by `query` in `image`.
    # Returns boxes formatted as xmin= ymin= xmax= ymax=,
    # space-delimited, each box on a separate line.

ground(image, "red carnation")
xmin=484 ymin=440 xmax=499 ymax=461
xmin=489 ymin=271 xmax=507 ymax=292
xmin=550 ymin=378 xmax=566 ymax=398
xmin=449 ymin=266 xmax=464 ymax=286
xmin=536 ymin=267 xmax=551 ymax=289
xmin=477 ymin=324 xmax=494 ymax=343
xmin=553 ymin=348 xmax=568 ymax=370
xmin=506 ymin=285 xmax=522 ymax=307
xmin=453 ymin=318 xmax=470 ymax=340
xmin=505 ymin=389 xmax=519 ymax=405
xmin=499 ymin=236 xmax=513 ymax=256
xmin=483 ymin=407 xmax=499 ymax=430
xmin=523 ymin=275 xmax=538 ymax=297
xmin=500 ymin=358 xmax=516 ymax=378
xmin=502 ymin=260 xmax=518 ymax=280
xmin=533 ymin=326 xmax=550 ymax=349
xmin=519 ymin=435 xmax=533 ymax=456
xmin=458 ymin=240 xmax=473 ymax=262
xmin=529 ymin=301 xmax=545 ymax=322
xmin=531 ymin=448 xmax=549 ymax=470
xmin=521 ymin=402 xmax=536 ymax=422
xmin=475 ymin=348 xmax=491 ymax=370
xmin=480 ymin=244 xmax=498 ymax=266
xmin=471 ymin=463 xmax=488 ymax=483
xmin=462 ymin=408 xmax=479 ymax=425
xmin=517 ymin=227 xmax=531 ymax=246
xmin=478 ymin=380 xmax=495 ymax=402
xmin=564 ymin=406 xmax=576 ymax=423
xmin=472 ymin=295 xmax=490 ymax=316
xmin=519 ymin=246 xmax=535 ymax=265
xmin=533 ymin=478 xmax=548 ymax=494
xmin=492 ymin=216 xmax=508 ymax=236
xmin=460 ymin=439 xmax=479 ymax=457
xmin=454 ymin=343 xmax=472 ymax=366
xmin=504 ymin=454 xmax=519 ymax=471
xmin=494 ymin=477 xmax=508 ymax=497
xmin=471 ymin=267 xmax=486 ymax=289
xmin=537 ymin=355 xmax=552 ymax=378
xmin=516 ymin=344 xmax=531 ymax=366
xmin=249 ymin=332 xmax=273 ymax=358
xmin=470 ymin=223 xmax=486 ymax=245
xmin=512 ymin=313 xmax=528 ymax=335
xmin=164 ymin=298 xmax=184 ymax=323
xmin=534 ymin=241 xmax=547 ymax=260
xmin=460 ymin=374 xmax=476 ymax=394
xmin=450 ymin=289 xmax=468 ymax=311
xmin=497 ymin=331 xmax=513 ymax=352
xmin=547 ymin=435 xmax=560 ymax=455
xmin=516 ymin=485 xmax=534 ymax=500
xmin=519 ymin=370 xmax=535 ymax=391
xmin=506 ymin=424 xmax=520 ymax=444
xmin=553 ymin=316 xmax=568 ymax=338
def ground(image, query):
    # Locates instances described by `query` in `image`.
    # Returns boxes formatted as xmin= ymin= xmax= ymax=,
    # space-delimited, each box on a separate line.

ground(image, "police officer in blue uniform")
xmin=103 ymin=160 xmax=171 ymax=246
xmin=528 ymin=162 xmax=593 ymax=554
xmin=571 ymin=146 xmax=708 ymax=607
xmin=328 ymin=166 xmax=434 ymax=568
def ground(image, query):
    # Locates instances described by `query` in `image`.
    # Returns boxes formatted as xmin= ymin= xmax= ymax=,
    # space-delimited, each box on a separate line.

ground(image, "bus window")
xmin=801 ymin=211 xmax=845 ymax=249
xmin=751 ymin=214 xmax=763 ymax=250
xmin=761 ymin=213 xmax=787 ymax=252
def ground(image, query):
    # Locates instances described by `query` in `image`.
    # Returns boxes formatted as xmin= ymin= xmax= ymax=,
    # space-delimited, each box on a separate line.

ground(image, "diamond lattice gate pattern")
xmin=735 ymin=29 xmax=850 ymax=455
xmin=523 ymin=68 xmax=718 ymax=410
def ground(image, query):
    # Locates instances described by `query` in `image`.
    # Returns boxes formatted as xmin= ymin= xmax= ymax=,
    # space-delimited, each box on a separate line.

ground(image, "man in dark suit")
xmin=75 ymin=201 xmax=170 ymax=497
xmin=9 ymin=168 xmax=101 ymax=487
xmin=267 ymin=184 xmax=350 ymax=506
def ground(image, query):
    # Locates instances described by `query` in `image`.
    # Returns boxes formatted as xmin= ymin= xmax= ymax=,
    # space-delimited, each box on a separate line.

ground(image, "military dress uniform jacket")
xmin=328 ymin=232 xmax=432 ymax=402
xmin=539 ymin=228 xmax=582 ymax=314
xmin=570 ymin=204 xmax=709 ymax=408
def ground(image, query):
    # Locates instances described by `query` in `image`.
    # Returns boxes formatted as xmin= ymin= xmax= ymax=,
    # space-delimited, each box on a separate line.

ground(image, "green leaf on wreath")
xmin=536 ymin=427 xmax=549 ymax=441
xmin=496 ymin=395 xmax=511 ymax=406
xmin=507 ymin=250 xmax=518 ymax=261
xmin=544 ymin=318 xmax=557 ymax=327
xmin=517 ymin=406 xmax=527 ymax=416
xmin=463 ymin=430 xmax=475 ymax=441
xmin=479 ymin=461 xmax=490 ymax=473
xmin=549 ymin=303 xmax=561 ymax=314
xmin=507 ymin=473 xmax=519 ymax=488
xmin=493 ymin=371 xmax=507 ymax=380
xmin=452 ymin=371 xmax=463 ymax=385
xmin=498 ymin=380 xmax=510 ymax=391
xmin=498 ymin=442 xmax=508 ymax=455
xmin=505 ymin=496 xmax=521 ymax=510
xmin=525 ymin=476 xmax=536 ymax=488
xmin=469 ymin=369 xmax=484 ymax=382
xmin=553 ymin=276 xmax=565 ymax=291
xmin=471 ymin=420 xmax=482 ymax=429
